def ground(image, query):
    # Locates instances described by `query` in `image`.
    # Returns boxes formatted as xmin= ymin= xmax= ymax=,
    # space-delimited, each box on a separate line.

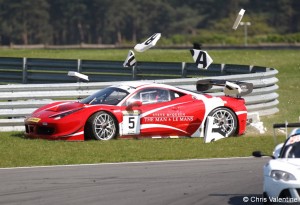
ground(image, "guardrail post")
xmin=221 ymin=63 xmax=225 ymax=75
xmin=181 ymin=62 xmax=186 ymax=78
xmin=22 ymin=57 xmax=27 ymax=84
xmin=77 ymin=59 xmax=81 ymax=83
xmin=77 ymin=59 xmax=81 ymax=72
xmin=249 ymin=65 xmax=253 ymax=72
xmin=132 ymin=66 xmax=137 ymax=80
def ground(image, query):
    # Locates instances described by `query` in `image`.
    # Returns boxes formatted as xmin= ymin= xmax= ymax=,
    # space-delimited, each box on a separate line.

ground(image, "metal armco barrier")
xmin=0 ymin=57 xmax=279 ymax=131
xmin=0 ymin=57 xmax=273 ymax=83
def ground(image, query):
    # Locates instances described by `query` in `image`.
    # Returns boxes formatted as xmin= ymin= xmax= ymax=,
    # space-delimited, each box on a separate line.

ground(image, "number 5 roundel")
xmin=122 ymin=110 xmax=141 ymax=135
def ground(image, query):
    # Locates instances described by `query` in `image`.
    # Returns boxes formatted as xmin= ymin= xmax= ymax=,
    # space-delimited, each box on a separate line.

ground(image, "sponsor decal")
xmin=140 ymin=101 xmax=192 ymax=118
xmin=26 ymin=117 xmax=41 ymax=123
xmin=287 ymin=135 xmax=300 ymax=145
xmin=144 ymin=112 xmax=194 ymax=123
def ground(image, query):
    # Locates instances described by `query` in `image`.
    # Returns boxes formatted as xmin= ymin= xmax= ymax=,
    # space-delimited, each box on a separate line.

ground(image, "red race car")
xmin=25 ymin=81 xmax=251 ymax=141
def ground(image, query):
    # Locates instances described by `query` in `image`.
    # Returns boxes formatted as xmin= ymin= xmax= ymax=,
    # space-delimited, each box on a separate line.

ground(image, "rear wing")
xmin=196 ymin=79 xmax=253 ymax=97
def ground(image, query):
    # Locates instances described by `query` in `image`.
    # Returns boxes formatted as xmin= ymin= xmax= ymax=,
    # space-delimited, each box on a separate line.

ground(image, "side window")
xmin=126 ymin=88 xmax=186 ymax=105
xmin=155 ymin=89 xmax=170 ymax=103
xmin=140 ymin=90 xmax=157 ymax=103
xmin=170 ymin=90 xmax=185 ymax=100
xmin=128 ymin=88 xmax=171 ymax=105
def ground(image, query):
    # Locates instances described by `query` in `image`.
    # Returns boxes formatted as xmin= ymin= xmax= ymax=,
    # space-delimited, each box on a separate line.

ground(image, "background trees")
xmin=0 ymin=0 xmax=50 ymax=45
xmin=0 ymin=0 xmax=299 ymax=45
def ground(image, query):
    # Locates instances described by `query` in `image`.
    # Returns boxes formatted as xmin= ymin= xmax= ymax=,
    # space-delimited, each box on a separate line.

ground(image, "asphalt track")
xmin=0 ymin=157 xmax=269 ymax=205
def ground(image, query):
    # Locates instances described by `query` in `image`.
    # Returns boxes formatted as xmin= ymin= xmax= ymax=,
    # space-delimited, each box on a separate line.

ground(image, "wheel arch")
xmin=84 ymin=109 xmax=120 ymax=140
xmin=206 ymin=106 xmax=239 ymax=136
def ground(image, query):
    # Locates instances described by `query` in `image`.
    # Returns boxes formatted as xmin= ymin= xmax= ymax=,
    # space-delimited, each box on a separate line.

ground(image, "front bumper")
xmin=264 ymin=176 xmax=300 ymax=202
xmin=25 ymin=122 xmax=84 ymax=141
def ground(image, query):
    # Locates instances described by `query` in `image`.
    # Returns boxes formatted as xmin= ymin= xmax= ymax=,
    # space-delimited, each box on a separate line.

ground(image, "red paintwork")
xmin=221 ymin=96 xmax=247 ymax=135
xmin=137 ymin=95 xmax=205 ymax=137
xmin=24 ymin=84 xmax=248 ymax=141
xmin=25 ymin=102 xmax=123 ymax=141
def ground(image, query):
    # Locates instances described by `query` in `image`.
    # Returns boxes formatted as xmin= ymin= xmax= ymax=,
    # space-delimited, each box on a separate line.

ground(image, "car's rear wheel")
xmin=85 ymin=111 xmax=117 ymax=140
xmin=208 ymin=107 xmax=237 ymax=137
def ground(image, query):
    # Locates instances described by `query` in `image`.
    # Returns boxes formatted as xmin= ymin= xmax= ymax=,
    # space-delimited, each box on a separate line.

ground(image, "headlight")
xmin=270 ymin=170 xmax=296 ymax=181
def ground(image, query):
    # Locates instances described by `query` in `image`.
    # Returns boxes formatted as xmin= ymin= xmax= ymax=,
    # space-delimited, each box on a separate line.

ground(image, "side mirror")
xmin=126 ymin=100 xmax=142 ymax=110
xmin=252 ymin=151 xmax=263 ymax=158
xmin=252 ymin=151 xmax=275 ymax=159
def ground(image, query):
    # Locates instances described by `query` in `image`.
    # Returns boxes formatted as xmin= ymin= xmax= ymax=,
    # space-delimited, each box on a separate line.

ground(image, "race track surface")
xmin=0 ymin=157 xmax=268 ymax=205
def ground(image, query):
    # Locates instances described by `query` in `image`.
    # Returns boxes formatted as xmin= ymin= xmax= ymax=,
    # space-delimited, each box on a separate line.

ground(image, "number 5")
xmin=128 ymin=116 xmax=135 ymax=129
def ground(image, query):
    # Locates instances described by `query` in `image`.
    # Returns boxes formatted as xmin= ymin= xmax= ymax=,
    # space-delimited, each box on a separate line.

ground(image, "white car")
xmin=253 ymin=127 xmax=300 ymax=204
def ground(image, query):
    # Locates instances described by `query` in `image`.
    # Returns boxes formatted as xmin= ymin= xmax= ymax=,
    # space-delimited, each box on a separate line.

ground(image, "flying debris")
xmin=68 ymin=71 xmax=89 ymax=81
xmin=204 ymin=116 xmax=228 ymax=143
xmin=134 ymin=33 xmax=161 ymax=52
xmin=190 ymin=49 xmax=213 ymax=70
xmin=123 ymin=50 xmax=136 ymax=67
xmin=193 ymin=43 xmax=202 ymax=49
xmin=232 ymin=9 xmax=245 ymax=30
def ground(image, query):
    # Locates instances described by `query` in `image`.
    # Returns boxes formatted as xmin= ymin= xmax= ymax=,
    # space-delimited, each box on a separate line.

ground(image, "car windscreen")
xmin=80 ymin=87 xmax=129 ymax=105
xmin=281 ymin=141 xmax=300 ymax=158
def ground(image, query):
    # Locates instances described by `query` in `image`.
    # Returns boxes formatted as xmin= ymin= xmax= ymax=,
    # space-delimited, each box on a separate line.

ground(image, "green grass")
xmin=0 ymin=48 xmax=298 ymax=167
xmin=0 ymin=132 xmax=285 ymax=168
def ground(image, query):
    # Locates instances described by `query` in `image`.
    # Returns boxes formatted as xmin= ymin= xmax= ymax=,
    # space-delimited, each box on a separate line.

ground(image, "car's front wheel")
xmin=85 ymin=111 xmax=117 ymax=140
xmin=263 ymin=192 xmax=271 ymax=205
xmin=208 ymin=107 xmax=238 ymax=137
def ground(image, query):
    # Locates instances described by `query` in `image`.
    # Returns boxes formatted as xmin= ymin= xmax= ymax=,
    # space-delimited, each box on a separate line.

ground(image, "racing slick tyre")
xmin=207 ymin=107 xmax=238 ymax=137
xmin=85 ymin=111 xmax=117 ymax=140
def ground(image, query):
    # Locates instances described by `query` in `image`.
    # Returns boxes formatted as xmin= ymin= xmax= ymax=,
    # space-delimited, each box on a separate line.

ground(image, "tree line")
xmin=0 ymin=0 xmax=299 ymax=45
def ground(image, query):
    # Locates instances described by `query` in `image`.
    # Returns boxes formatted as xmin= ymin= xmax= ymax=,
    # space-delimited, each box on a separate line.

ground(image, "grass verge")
xmin=0 ymin=132 xmax=285 ymax=168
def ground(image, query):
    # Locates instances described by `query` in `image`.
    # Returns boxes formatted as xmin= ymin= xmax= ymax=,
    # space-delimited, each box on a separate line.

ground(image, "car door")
xmin=124 ymin=87 xmax=205 ymax=137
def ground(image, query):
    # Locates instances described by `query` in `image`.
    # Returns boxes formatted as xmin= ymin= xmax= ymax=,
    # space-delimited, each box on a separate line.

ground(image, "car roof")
xmin=111 ymin=81 xmax=151 ymax=89
xmin=111 ymin=82 xmax=184 ymax=92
